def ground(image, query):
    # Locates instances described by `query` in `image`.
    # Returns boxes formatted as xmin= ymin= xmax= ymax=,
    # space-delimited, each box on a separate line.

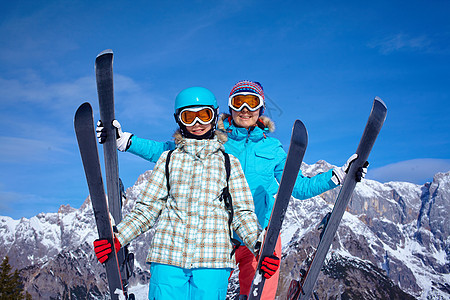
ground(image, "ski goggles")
xmin=178 ymin=106 xmax=215 ymax=126
xmin=228 ymin=93 xmax=264 ymax=112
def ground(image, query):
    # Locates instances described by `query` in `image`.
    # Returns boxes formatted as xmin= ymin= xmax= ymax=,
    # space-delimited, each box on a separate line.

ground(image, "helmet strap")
xmin=179 ymin=123 xmax=216 ymax=140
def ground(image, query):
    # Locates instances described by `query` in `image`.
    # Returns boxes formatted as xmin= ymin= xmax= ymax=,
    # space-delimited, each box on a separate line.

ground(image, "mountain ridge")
xmin=0 ymin=161 xmax=448 ymax=299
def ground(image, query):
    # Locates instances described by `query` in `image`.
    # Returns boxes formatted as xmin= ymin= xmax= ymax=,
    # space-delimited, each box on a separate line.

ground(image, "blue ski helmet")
xmin=174 ymin=87 xmax=218 ymax=113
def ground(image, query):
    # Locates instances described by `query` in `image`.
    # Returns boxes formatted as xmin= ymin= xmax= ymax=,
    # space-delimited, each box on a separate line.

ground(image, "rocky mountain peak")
xmin=0 ymin=164 xmax=448 ymax=299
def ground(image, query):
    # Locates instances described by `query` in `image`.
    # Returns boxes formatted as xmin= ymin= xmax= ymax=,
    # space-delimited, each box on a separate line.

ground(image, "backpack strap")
xmin=219 ymin=149 xmax=241 ymax=258
xmin=221 ymin=149 xmax=231 ymax=182
xmin=165 ymin=149 xmax=175 ymax=192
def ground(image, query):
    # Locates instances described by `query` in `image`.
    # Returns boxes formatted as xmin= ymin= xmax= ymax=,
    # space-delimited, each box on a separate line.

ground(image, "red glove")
xmin=260 ymin=253 xmax=280 ymax=279
xmin=93 ymin=236 xmax=121 ymax=263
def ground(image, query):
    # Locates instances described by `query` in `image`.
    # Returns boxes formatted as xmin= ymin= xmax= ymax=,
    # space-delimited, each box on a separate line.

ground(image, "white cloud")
xmin=368 ymin=33 xmax=432 ymax=54
xmin=0 ymin=71 xmax=171 ymax=125
xmin=0 ymin=73 xmax=95 ymax=102
xmin=0 ymin=136 xmax=70 ymax=164
xmin=0 ymin=189 xmax=62 ymax=219
xmin=0 ymin=71 xmax=174 ymax=166
xmin=367 ymin=158 xmax=450 ymax=184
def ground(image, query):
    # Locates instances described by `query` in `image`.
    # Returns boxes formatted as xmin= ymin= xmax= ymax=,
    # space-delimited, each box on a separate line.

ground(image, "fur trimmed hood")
xmin=172 ymin=128 xmax=228 ymax=145
xmin=217 ymin=113 xmax=276 ymax=133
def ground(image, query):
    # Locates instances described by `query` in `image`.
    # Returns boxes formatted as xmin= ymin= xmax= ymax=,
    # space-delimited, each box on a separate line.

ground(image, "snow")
xmin=345 ymin=213 xmax=377 ymax=243
xmin=355 ymin=180 xmax=387 ymax=198
xmin=128 ymin=283 xmax=150 ymax=299
xmin=115 ymin=288 xmax=125 ymax=300
xmin=281 ymin=196 xmax=322 ymax=246
xmin=434 ymin=247 xmax=447 ymax=265
xmin=0 ymin=216 xmax=20 ymax=246
xmin=1 ymin=216 xmax=20 ymax=232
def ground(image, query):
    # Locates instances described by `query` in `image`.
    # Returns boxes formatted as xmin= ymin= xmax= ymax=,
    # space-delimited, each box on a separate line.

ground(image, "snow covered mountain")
xmin=0 ymin=161 xmax=448 ymax=299
xmin=277 ymin=161 xmax=449 ymax=300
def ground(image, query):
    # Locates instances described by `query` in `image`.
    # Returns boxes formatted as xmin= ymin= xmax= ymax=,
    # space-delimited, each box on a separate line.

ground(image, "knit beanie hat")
xmin=229 ymin=80 xmax=265 ymax=114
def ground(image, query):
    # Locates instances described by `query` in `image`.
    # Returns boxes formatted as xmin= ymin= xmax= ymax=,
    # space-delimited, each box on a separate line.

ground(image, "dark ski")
xmin=74 ymin=102 xmax=124 ymax=299
xmin=248 ymin=120 xmax=308 ymax=300
xmin=290 ymin=97 xmax=387 ymax=300
xmin=95 ymin=49 xmax=122 ymax=225
xmin=95 ymin=50 xmax=135 ymax=298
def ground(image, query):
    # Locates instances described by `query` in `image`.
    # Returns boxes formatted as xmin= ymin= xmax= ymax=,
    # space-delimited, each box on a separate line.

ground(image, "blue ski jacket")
xmin=127 ymin=114 xmax=337 ymax=229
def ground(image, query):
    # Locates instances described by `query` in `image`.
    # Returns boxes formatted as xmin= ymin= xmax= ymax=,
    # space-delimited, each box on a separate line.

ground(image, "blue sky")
xmin=1 ymin=0 xmax=449 ymax=219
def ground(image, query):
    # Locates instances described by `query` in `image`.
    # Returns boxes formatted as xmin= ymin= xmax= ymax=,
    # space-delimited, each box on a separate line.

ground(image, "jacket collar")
xmin=172 ymin=129 xmax=227 ymax=158
xmin=217 ymin=113 xmax=275 ymax=142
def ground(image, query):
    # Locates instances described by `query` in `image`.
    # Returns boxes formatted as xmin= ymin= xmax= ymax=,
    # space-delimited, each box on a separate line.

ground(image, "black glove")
xmin=96 ymin=120 xmax=132 ymax=151
xmin=332 ymin=154 xmax=369 ymax=184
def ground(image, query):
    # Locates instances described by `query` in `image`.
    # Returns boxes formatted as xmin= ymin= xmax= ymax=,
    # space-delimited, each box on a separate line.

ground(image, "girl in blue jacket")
xmin=97 ymin=80 xmax=365 ymax=299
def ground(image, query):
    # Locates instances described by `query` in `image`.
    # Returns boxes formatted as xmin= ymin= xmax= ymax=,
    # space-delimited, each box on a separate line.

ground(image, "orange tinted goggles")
xmin=229 ymin=94 xmax=264 ymax=111
xmin=179 ymin=107 xmax=215 ymax=126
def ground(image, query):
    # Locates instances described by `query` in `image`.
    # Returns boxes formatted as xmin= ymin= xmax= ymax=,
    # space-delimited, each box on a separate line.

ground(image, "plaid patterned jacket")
xmin=116 ymin=133 xmax=261 ymax=269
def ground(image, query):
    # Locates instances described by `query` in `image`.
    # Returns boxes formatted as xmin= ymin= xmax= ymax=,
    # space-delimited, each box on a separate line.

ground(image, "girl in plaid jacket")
xmin=93 ymin=87 xmax=280 ymax=300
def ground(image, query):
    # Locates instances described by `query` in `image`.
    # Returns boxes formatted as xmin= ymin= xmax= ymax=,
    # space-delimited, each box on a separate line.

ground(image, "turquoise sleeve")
xmin=291 ymin=169 xmax=337 ymax=200
xmin=272 ymin=145 xmax=337 ymax=200
xmin=127 ymin=135 xmax=176 ymax=163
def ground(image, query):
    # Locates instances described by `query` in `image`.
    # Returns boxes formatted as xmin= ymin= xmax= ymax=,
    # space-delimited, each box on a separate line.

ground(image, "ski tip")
xmin=292 ymin=119 xmax=308 ymax=148
xmin=293 ymin=119 xmax=308 ymax=136
xmin=374 ymin=96 xmax=387 ymax=110
xmin=76 ymin=102 xmax=93 ymax=114
xmin=294 ymin=119 xmax=305 ymax=127
xmin=74 ymin=102 xmax=93 ymax=126
xmin=96 ymin=49 xmax=113 ymax=59
xmin=293 ymin=119 xmax=307 ymax=132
